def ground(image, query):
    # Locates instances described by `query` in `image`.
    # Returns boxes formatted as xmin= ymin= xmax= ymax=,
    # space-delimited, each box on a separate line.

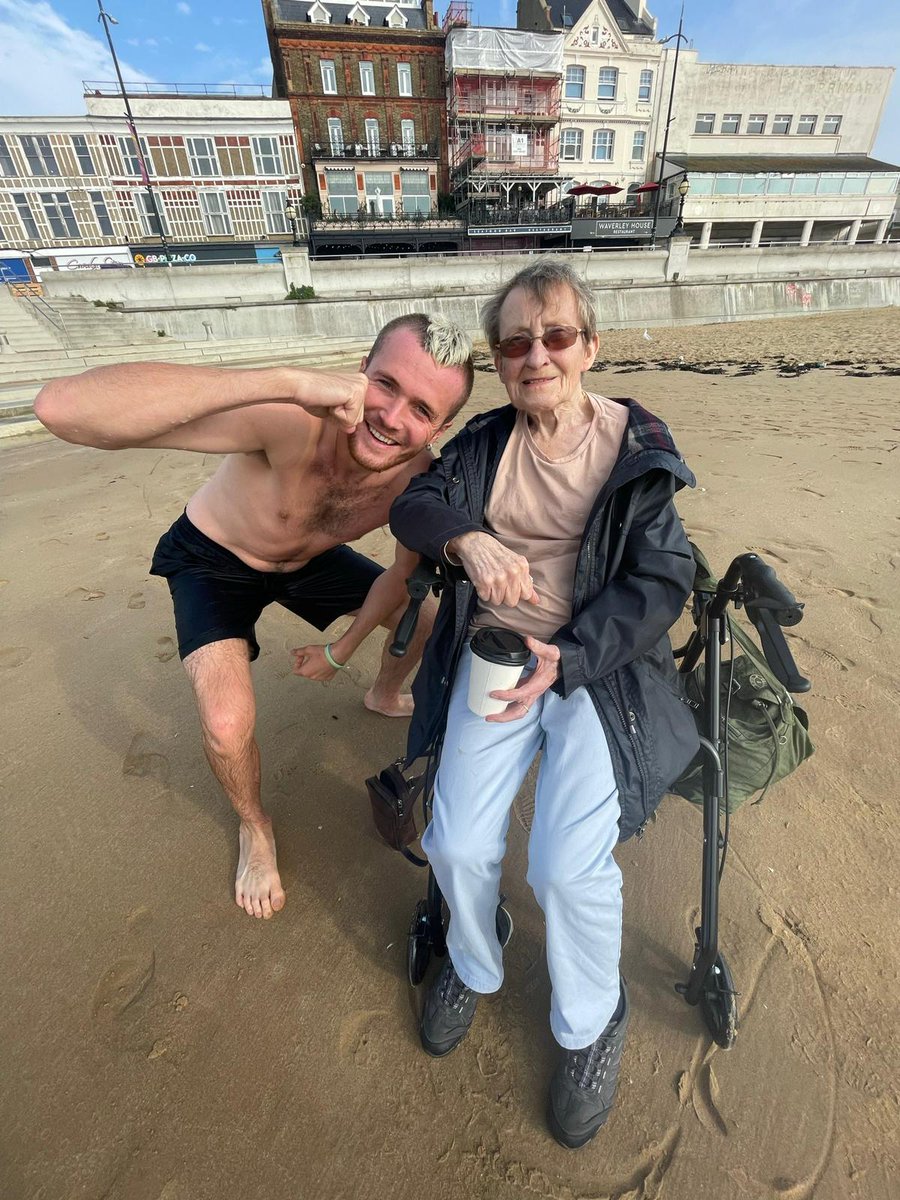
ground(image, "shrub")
xmin=286 ymin=284 xmax=315 ymax=301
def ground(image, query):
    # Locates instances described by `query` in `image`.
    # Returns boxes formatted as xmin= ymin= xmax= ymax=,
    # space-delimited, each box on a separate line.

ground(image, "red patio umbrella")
xmin=632 ymin=182 xmax=660 ymax=193
xmin=568 ymin=183 xmax=623 ymax=196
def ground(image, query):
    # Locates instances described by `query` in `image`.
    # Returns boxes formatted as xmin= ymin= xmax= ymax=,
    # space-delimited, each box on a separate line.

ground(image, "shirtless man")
xmin=34 ymin=313 xmax=474 ymax=919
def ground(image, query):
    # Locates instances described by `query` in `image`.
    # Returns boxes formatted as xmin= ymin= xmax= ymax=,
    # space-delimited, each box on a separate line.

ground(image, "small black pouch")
xmin=365 ymin=760 xmax=431 ymax=866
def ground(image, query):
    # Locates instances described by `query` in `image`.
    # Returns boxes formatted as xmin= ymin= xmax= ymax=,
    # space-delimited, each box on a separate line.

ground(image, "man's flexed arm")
xmin=33 ymin=361 xmax=367 ymax=453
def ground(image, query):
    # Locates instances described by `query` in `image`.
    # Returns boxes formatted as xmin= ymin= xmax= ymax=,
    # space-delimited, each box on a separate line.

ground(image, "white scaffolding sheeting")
xmin=446 ymin=28 xmax=564 ymax=74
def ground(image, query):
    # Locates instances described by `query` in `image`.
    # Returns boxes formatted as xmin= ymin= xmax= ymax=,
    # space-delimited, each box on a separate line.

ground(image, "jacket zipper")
xmin=604 ymin=674 xmax=650 ymax=831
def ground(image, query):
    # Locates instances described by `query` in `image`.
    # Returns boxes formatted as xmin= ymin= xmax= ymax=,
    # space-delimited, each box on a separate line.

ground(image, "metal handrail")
xmin=83 ymin=80 xmax=269 ymax=98
xmin=311 ymin=143 xmax=438 ymax=162
xmin=0 ymin=270 xmax=69 ymax=342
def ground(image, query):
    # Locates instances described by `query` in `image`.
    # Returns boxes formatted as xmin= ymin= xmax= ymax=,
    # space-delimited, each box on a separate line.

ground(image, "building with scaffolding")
xmin=446 ymin=9 xmax=568 ymax=250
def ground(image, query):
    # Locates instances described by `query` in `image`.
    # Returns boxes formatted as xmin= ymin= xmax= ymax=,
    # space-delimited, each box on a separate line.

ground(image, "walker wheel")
xmin=407 ymin=899 xmax=432 ymax=987
xmin=700 ymin=953 xmax=738 ymax=1049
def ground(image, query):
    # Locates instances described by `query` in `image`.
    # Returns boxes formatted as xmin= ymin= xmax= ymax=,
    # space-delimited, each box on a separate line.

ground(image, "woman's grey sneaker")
xmin=420 ymin=957 xmax=478 ymax=1057
xmin=548 ymin=979 xmax=630 ymax=1149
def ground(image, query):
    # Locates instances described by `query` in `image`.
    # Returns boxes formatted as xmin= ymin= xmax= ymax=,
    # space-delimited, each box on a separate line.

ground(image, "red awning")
xmin=632 ymin=182 xmax=660 ymax=193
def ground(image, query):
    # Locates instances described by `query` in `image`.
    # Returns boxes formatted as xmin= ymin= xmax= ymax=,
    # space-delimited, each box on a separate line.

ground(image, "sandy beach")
xmin=1 ymin=307 xmax=898 ymax=1200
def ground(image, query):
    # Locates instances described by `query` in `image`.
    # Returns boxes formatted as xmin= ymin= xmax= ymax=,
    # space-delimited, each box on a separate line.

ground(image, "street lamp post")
xmin=650 ymin=1 xmax=688 ymax=248
xmin=676 ymin=175 xmax=690 ymax=230
xmin=284 ymin=201 xmax=300 ymax=246
xmin=96 ymin=2 xmax=170 ymax=263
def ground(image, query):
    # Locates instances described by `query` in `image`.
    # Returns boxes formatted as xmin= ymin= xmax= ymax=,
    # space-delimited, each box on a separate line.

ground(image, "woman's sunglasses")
xmin=496 ymin=326 xmax=587 ymax=359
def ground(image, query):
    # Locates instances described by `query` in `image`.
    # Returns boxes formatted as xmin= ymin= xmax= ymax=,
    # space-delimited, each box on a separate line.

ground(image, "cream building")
xmin=0 ymin=87 xmax=304 ymax=267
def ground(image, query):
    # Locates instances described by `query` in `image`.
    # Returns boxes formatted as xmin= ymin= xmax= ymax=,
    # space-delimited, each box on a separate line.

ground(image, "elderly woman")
xmin=389 ymin=261 xmax=699 ymax=1149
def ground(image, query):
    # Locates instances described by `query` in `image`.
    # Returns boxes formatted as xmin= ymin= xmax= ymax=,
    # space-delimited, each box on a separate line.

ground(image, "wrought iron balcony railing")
xmin=310 ymin=142 xmax=439 ymax=162
xmin=312 ymin=208 xmax=464 ymax=229
xmin=465 ymin=203 xmax=573 ymax=227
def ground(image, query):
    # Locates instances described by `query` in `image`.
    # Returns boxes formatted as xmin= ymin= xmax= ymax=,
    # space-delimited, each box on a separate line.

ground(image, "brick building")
xmin=263 ymin=0 xmax=453 ymax=254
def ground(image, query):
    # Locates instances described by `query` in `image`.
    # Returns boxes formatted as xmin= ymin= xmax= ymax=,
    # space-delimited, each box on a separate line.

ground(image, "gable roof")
xmin=547 ymin=0 xmax=655 ymax=35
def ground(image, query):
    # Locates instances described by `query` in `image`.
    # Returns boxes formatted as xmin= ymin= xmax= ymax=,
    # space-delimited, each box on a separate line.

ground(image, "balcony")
xmin=312 ymin=209 xmax=464 ymax=231
xmin=310 ymin=142 xmax=439 ymax=163
xmin=466 ymin=202 xmax=572 ymax=228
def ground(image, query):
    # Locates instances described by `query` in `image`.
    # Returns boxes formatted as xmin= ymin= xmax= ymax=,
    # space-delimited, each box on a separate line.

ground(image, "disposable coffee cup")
xmin=468 ymin=627 xmax=530 ymax=717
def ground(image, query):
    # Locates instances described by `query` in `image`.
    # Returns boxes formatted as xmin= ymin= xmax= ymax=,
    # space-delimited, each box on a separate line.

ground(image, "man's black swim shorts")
xmin=150 ymin=511 xmax=383 ymax=661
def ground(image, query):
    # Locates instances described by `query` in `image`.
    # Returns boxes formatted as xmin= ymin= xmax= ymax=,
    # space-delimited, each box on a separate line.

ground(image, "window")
xmin=119 ymin=136 xmax=154 ymax=177
xmin=400 ymin=170 xmax=429 ymax=213
xmin=327 ymin=118 xmax=344 ymax=154
xmin=638 ymin=69 xmax=653 ymax=102
xmin=134 ymin=191 xmax=168 ymax=237
xmin=772 ymin=114 xmax=792 ymax=134
xmin=720 ymin=113 xmax=741 ymax=134
xmin=262 ymin=190 xmax=288 ymax=233
xmin=359 ymin=61 xmax=375 ymax=96
xmin=187 ymin=136 xmax=218 ymax=176
xmin=320 ymin=59 xmax=337 ymax=94
xmin=747 ymin=113 xmax=766 ymax=135
xmin=564 ymin=66 xmax=585 ymax=100
xmin=560 ymin=129 xmax=583 ymax=161
xmin=71 ymin=134 xmax=96 ymax=175
xmin=364 ymin=119 xmax=380 ymax=155
xmin=199 ymin=190 xmax=232 ymax=235
xmin=20 ymin=134 xmax=59 ymax=175
xmin=40 ymin=192 xmax=80 ymax=238
xmin=797 ymin=114 xmax=817 ymax=135
xmin=631 ymin=130 xmax=646 ymax=161
xmin=694 ymin=113 xmax=715 ymax=134
xmin=252 ymin=136 xmax=283 ymax=174
xmin=13 ymin=193 xmax=39 ymax=238
xmin=0 ymin=136 xmax=15 ymax=176
xmin=597 ymin=68 xmax=618 ymax=101
xmin=346 ymin=2 xmax=369 ymax=23
xmin=89 ymin=191 xmax=114 ymax=236
xmin=326 ymin=170 xmax=358 ymax=214
xmin=397 ymin=62 xmax=412 ymax=96
xmin=400 ymin=120 xmax=415 ymax=152
xmin=307 ymin=1 xmax=330 ymax=21
xmin=365 ymin=171 xmax=393 ymax=215
xmin=386 ymin=5 xmax=407 ymax=26
xmin=822 ymin=114 xmax=842 ymax=135
xmin=591 ymin=129 xmax=614 ymax=160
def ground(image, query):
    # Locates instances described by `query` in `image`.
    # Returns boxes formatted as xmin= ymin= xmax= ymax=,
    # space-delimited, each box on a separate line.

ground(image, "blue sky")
xmin=1 ymin=0 xmax=897 ymax=160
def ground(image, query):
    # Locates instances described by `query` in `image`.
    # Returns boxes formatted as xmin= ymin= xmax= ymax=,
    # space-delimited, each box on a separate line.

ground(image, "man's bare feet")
xmin=235 ymin=819 xmax=286 ymax=919
xmin=364 ymin=687 xmax=415 ymax=718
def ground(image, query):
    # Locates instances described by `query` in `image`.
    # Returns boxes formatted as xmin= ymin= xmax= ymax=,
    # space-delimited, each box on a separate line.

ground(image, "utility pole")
xmin=650 ymin=2 xmax=687 ymax=248
xmin=97 ymin=1 xmax=171 ymax=262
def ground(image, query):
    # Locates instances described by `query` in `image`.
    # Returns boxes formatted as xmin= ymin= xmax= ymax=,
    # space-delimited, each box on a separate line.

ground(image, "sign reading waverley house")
xmin=263 ymin=0 xmax=463 ymax=255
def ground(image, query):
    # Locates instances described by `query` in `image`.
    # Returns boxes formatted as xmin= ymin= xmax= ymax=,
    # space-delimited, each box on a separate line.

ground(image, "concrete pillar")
xmin=800 ymin=219 xmax=814 ymax=247
xmin=847 ymin=218 xmax=862 ymax=245
xmin=699 ymin=220 xmax=713 ymax=249
xmin=282 ymin=245 xmax=314 ymax=291
xmin=750 ymin=219 xmax=764 ymax=248
xmin=874 ymin=217 xmax=890 ymax=245
xmin=665 ymin=229 xmax=692 ymax=281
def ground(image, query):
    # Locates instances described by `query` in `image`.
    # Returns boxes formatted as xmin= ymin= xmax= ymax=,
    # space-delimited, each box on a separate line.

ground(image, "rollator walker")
xmin=388 ymin=546 xmax=811 ymax=1050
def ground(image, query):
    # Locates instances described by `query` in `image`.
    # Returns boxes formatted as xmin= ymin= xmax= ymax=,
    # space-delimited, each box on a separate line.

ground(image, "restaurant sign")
xmin=572 ymin=217 xmax=676 ymax=239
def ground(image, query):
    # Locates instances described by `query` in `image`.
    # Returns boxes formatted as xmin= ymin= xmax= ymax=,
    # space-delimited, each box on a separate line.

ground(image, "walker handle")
xmin=388 ymin=561 xmax=445 ymax=658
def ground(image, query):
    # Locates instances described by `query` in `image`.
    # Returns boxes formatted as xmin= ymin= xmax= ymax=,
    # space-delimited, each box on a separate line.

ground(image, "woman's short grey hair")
xmin=481 ymin=260 xmax=597 ymax=349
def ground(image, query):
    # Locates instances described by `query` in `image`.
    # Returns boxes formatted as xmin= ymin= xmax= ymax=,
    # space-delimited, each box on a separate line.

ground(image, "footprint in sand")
xmin=95 ymin=532 xmax=110 ymax=541
xmin=123 ymin=732 xmax=170 ymax=784
xmin=155 ymin=637 xmax=177 ymax=662
xmin=0 ymin=646 xmax=31 ymax=668
xmin=128 ymin=593 xmax=146 ymax=610
xmin=92 ymin=950 xmax=155 ymax=1021
xmin=67 ymin=586 xmax=106 ymax=601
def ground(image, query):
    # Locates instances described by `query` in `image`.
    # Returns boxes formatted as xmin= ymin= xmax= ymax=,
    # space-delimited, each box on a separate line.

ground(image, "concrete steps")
xmin=0 ymin=289 xmax=66 ymax=354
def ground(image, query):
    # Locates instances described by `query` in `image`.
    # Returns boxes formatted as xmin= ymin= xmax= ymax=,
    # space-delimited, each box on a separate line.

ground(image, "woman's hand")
xmin=486 ymin=636 xmax=562 ymax=723
xmin=291 ymin=644 xmax=339 ymax=682
xmin=448 ymin=531 xmax=541 ymax=609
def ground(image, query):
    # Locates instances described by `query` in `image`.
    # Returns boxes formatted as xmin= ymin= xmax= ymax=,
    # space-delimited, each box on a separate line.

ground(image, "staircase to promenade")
xmin=0 ymin=292 xmax=372 ymax=439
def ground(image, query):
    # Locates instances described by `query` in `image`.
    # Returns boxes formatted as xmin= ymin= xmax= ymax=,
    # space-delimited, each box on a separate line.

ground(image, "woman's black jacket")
xmin=389 ymin=398 xmax=701 ymax=841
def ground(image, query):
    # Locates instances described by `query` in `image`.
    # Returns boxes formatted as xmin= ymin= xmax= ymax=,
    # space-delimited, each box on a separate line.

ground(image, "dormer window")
xmin=307 ymin=2 xmax=330 ymax=23
xmin=347 ymin=3 xmax=369 ymax=24
xmin=385 ymin=5 xmax=408 ymax=27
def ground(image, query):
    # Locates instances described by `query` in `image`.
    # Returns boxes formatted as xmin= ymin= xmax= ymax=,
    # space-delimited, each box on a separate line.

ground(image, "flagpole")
xmin=97 ymin=1 xmax=171 ymax=261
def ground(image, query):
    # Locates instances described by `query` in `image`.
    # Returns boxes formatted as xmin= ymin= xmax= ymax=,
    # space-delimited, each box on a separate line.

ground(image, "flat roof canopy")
xmin=663 ymin=153 xmax=900 ymax=174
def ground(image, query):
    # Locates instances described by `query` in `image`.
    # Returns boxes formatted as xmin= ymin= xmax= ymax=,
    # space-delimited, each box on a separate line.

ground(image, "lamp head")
xmin=678 ymin=177 xmax=690 ymax=197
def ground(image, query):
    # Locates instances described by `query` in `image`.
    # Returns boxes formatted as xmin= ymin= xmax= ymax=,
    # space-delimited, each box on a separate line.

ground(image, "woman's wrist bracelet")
xmin=324 ymin=643 xmax=346 ymax=670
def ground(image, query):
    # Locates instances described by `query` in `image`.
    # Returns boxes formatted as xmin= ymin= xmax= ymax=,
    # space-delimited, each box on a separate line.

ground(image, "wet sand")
xmin=1 ymin=307 xmax=898 ymax=1199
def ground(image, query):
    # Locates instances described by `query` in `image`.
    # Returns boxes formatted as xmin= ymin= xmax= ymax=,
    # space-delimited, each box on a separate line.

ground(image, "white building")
xmin=0 ymin=87 xmax=304 ymax=266
xmin=655 ymin=59 xmax=898 ymax=244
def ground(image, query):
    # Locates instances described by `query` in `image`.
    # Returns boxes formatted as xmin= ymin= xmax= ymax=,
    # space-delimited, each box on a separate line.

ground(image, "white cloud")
xmin=0 ymin=0 xmax=155 ymax=115
xmin=176 ymin=2 xmax=191 ymax=13
xmin=194 ymin=41 xmax=212 ymax=52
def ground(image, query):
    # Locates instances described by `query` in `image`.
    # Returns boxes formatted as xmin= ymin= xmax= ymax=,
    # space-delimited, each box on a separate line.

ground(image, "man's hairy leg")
xmin=183 ymin=640 xmax=286 ymax=919
xmin=364 ymin=594 xmax=437 ymax=718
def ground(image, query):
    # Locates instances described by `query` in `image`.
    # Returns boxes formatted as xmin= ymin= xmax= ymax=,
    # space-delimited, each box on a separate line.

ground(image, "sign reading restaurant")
xmin=469 ymin=224 xmax=572 ymax=236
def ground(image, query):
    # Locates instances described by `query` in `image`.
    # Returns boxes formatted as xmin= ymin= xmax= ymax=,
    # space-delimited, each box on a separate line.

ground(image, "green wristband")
xmin=324 ymin=643 xmax=346 ymax=670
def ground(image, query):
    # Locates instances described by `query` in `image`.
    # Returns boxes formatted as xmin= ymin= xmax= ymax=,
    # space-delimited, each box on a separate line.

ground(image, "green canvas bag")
xmin=671 ymin=555 xmax=814 ymax=814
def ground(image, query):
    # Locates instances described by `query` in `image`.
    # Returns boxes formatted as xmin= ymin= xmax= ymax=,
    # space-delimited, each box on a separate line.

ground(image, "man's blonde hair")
xmin=368 ymin=313 xmax=474 ymax=411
